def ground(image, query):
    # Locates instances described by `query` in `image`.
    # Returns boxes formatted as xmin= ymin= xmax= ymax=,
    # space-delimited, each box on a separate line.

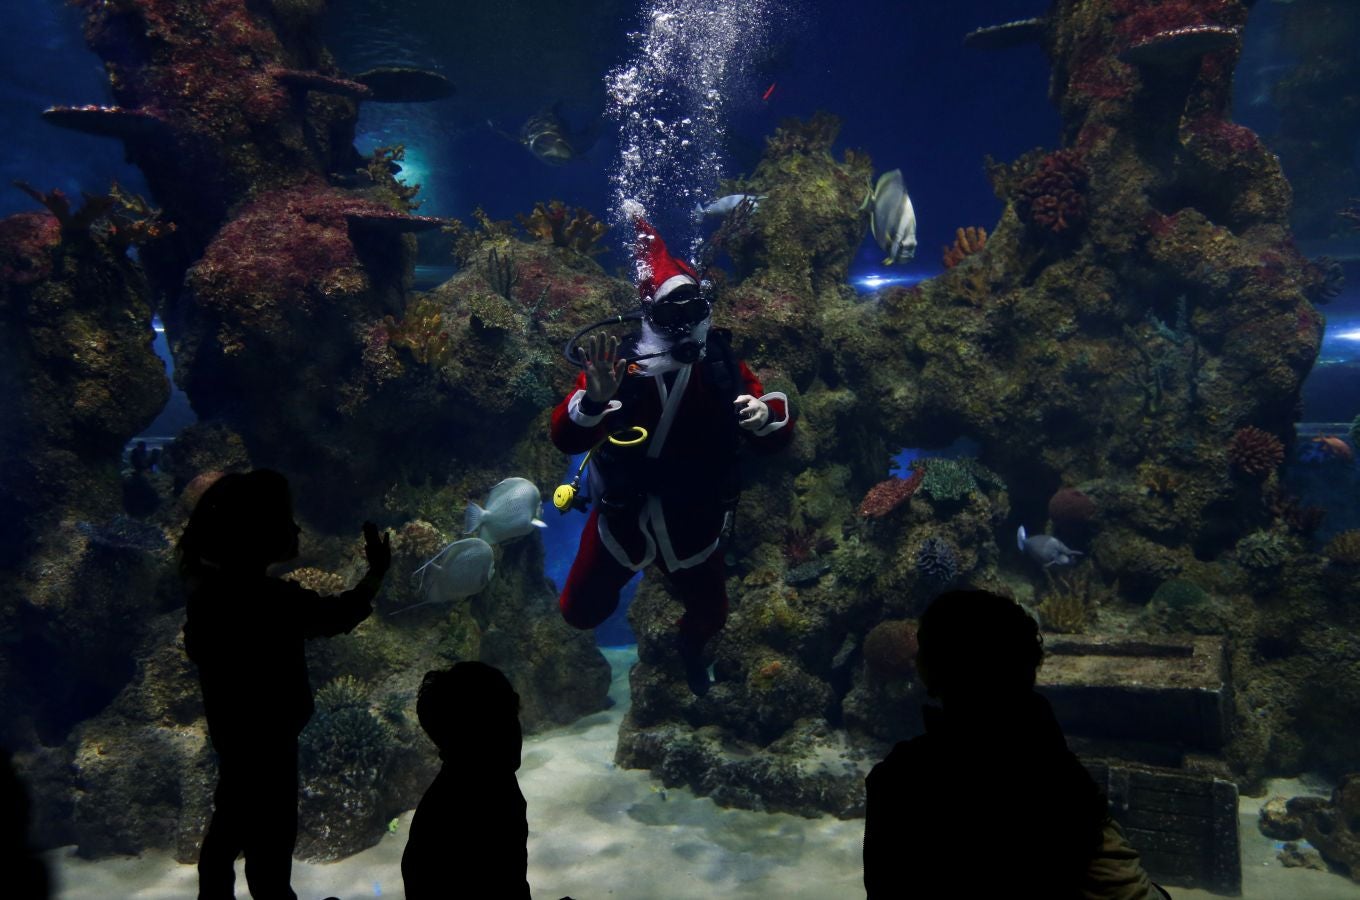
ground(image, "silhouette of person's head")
xmin=915 ymin=588 xmax=1043 ymax=707
xmin=418 ymin=662 xmax=522 ymax=770
xmin=2 ymin=747 xmax=51 ymax=900
xmin=177 ymin=469 xmax=301 ymax=577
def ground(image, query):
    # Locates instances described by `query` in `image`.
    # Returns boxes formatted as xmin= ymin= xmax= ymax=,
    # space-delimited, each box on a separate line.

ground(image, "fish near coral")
xmin=694 ymin=194 xmax=765 ymax=217
xmin=465 ymin=477 xmax=547 ymax=544
xmin=860 ymin=169 xmax=917 ymax=264
xmin=1017 ymin=525 xmax=1081 ymax=568
xmin=1299 ymin=435 xmax=1354 ymax=466
xmin=395 ymin=537 xmax=496 ymax=615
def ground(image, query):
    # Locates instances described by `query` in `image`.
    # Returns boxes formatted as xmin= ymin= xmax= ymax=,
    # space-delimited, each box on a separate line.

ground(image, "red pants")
xmin=559 ymin=508 xmax=728 ymax=641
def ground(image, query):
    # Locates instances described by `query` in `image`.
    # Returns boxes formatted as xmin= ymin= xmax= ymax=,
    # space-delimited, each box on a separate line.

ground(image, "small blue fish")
xmin=1017 ymin=525 xmax=1082 ymax=568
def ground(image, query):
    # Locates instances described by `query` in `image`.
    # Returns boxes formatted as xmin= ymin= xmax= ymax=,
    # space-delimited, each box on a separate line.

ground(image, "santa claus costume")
xmin=549 ymin=219 xmax=794 ymax=693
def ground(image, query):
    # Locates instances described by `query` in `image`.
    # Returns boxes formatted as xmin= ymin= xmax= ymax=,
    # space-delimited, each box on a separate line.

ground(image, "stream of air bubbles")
xmin=606 ymin=0 xmax=774 ymax=264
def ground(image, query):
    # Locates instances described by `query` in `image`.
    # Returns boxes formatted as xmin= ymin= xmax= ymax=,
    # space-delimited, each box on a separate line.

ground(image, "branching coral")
xmin=383 ymin=297 xmax=452 ymax=367
xmin=783 ymin=525 xmax=835 ymax=565
xmin=365 ymin=145 xmax=421 ymax=209
xmin=1037 ymin=571 xmax=1094 ymax=634
xmin=857 ymin=468 xmax=925 ymax=518
xmin=1228 ymin=426 xmax=1284 ymax=477
xmin=1014 ymin=149 xmax=1089 ymax=236
xmin=1264 ymin=484 xmax=1326 ymax=536
xmin=1324 ymin=530 xmax=1360 ymax=567
xmin=517 ymin=200 xmax=609 ymax=255
xmin=445 ymin=207 xmax=516 ymax=266
xmin=942 ymin=226 xmax=988 ymax=269
xmin=14 ymin=181 xmax=175 ymax=249
xmin=483 ymin=247 xmax=519 ymax=301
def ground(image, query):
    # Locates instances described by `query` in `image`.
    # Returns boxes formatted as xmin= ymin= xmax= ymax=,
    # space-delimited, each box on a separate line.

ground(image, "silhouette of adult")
xmin=863 ymin=588 xmax=1169 ymax=900
xmin=402 ymin=662 xmax=531 ymax=900
xmin=2 ymin=746 xmax=51 ymax=900
xmin=179 ymin=470 xmax=390 ymax=900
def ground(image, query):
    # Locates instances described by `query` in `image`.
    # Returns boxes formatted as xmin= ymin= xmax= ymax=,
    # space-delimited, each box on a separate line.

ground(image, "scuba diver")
xmin=549 ymin=218 xmax=794 ymax=696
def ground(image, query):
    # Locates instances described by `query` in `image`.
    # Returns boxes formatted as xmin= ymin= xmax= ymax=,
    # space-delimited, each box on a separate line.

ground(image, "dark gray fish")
xmin=1017 ymin=525 xmax=1082 ymax=568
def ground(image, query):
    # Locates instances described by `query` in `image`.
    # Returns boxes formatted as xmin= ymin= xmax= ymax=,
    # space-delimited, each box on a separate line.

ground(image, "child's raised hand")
xmin=363 ymin=522 xmax=392 ymax=576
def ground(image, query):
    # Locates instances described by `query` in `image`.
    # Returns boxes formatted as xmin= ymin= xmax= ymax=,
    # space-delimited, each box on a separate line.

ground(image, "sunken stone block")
xmin=1037 ymin=635 xmax=1228 ymax=759
xmin=1086 ymin=761 xmax=1241 ymax=896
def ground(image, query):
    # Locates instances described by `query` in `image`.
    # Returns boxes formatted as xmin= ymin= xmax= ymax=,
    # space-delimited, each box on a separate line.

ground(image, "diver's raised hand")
xmin=362 ymin=521 xmax=391 ymax=577
xmin=734 ymin=394 xmax=769 ymax=431
xmin=584 ymin=333 xmax=627 ymax=403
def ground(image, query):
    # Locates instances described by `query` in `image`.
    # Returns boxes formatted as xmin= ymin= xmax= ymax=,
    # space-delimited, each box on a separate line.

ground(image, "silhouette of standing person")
xmin=863 ymin=588 xmax=1169 ymax=900
xmin=402 ymin=662 xmax=531 ymax=899
xmin=2 ymin=746 xmax=51 ymax=900
xmin=179 ymin=470 xmax=390 ymax=900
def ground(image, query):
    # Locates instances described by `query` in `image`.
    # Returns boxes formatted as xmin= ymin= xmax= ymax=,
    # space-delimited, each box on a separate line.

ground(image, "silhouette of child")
xmin=402 ymin=662 xmax=531 ymax=900
xmin=863 ymin=588 xmax=1170 ymax=900
xmin=179 ymin=469 xmax=390 ymax=900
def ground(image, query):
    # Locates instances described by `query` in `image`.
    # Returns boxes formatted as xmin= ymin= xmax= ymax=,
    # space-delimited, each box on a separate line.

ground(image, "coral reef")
xmin=942 ymin=226 xmax=988 ymax=268
xmin=1324 ymin=530 xmax=1360 ymax=567
xmin=1227 ymin=426 xmax=1284 ymax=478
xmin=1037 ymin=570 xmax=1095 ymax=634
xmin=1013 ymin=149 xmax=1089 ymax=236
xmin=517 ymin=200 xmax=609 ymax=255
xmin=1235 ymin=530 xmax=1291 ymax=571
xmin=1048 ymin=487 xmax=1097 ymax=534
xmin=856 ymin=469 xmax=924 ymax=518
xmin=915 ymin=536 xmax=960 ymax=585
xmin=1286 ymin=775 xmax=1360 ymax=883
xmin=862 ymin=620 xmax=918 ymax=681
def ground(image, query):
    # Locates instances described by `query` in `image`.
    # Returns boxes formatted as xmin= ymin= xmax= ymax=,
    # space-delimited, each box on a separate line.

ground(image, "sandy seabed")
xmin=46 ymin=647 xmax=1360 ymax=899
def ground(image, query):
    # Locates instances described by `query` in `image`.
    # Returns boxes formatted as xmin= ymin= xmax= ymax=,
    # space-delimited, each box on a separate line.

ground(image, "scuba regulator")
xmin=552 ymin=426 xmax=650 ymax=514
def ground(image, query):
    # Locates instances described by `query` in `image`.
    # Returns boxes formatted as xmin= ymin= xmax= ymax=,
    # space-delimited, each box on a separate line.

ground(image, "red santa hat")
xmin=635 ymin=218 xmax=699 ymax=303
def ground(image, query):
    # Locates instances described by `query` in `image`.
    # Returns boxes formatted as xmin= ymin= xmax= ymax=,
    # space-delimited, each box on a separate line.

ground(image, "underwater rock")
xmin=862 ymin=620 xmax=918 ymax=681
xmin=1258 ymin=795 xmax=1304 ymax=841
xmin=353 ymin=67 xmax=455 ymax=103
xmin=963 ymin=17 xmax=1046 ymax=51
xmin=270 ymin=68 xmax=373 ymax=99
xmin=1119 ymin=25 xmax=1240 ymax=69
xmin=1288 ymin=775 xmax=1360 ymax=882
xmin=1277 ymin=841 xmax=1326 ymax=871
xmin=41 ymin=105 xmax=170 ymax=141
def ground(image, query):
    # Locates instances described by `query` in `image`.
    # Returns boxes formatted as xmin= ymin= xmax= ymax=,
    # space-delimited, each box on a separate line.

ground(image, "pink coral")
xmin=1015 ymin=149 xmax=1089 ymax=236
xmin=858 ymin=468 xmax=926 ymax=518
xmin=1227 ymin=426 xmax=1284 ymax=477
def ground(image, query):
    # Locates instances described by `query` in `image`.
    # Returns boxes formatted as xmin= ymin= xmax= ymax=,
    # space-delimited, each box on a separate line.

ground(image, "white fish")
xmin=861 ymin=170 xmax=917 ymax=265
xmin=1017 ymin=525 xmax=1082 ymax=568
xmin=392 ymin=537 xmax=495 ymax=615
xmin=694 ymin=194 xmax=765 ymax=217
xmin=464 ymin=477 xmax=547 ymax=544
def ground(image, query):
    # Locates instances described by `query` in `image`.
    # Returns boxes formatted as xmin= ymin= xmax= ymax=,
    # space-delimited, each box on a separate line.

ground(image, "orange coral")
xmin=942 ymin=226 xmax=988 ymax=268
xmin=858 ymin=468 xmax=926 ymax=518
xmin=518 ymin=200 xmax=609 ymax=255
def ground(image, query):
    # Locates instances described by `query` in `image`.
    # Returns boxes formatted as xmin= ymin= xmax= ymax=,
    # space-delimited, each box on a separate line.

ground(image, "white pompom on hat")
xmin=634 ymin=218 xmax=699 ymax=303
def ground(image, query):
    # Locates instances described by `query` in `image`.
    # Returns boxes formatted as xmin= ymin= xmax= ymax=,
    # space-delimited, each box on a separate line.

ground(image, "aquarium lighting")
xmin=1334 ymin=328 xmax=1360 ymax=342
xmin=850 ymin=271 xmax=932 ymax=293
